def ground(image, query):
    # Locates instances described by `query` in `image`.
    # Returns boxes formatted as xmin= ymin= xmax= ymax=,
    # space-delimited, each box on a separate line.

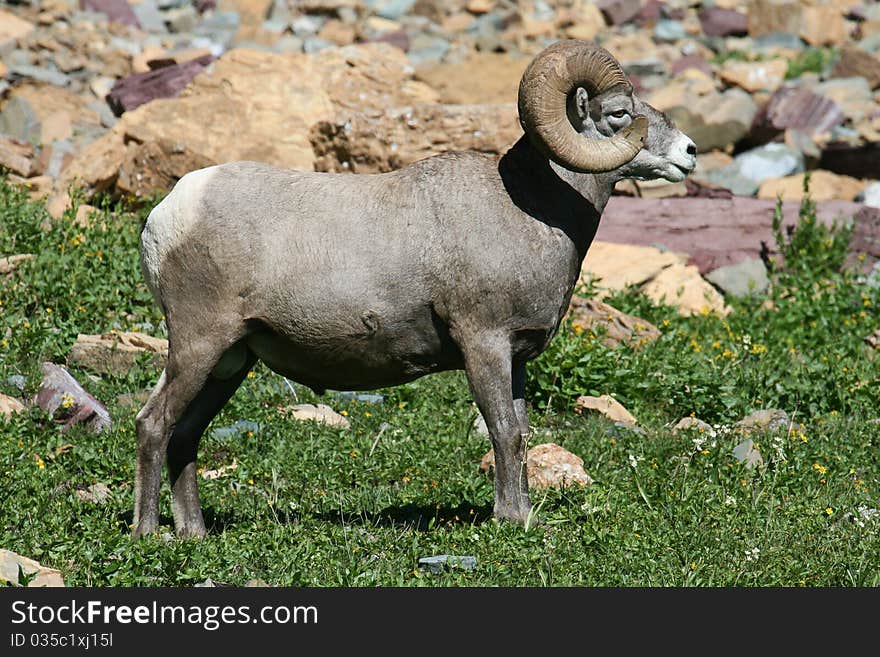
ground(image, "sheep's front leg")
xmin=462 ymin=336 xmax=531 ymax=524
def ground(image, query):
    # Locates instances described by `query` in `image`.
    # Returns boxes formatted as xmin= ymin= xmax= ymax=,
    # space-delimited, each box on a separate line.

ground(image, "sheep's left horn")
xmin=518 ymin=40 xmax=648 ymax=173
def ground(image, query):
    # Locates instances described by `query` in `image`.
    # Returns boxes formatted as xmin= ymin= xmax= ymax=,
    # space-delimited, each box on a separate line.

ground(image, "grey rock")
xmin=753 ymin=32 xmax=805 ymax=53
xmin=654 ymin=20 xmax=686 ymax=43
xmin=210 ymin=419 xmax=260 ymax=439
xmin=407 ymin=34 xmax=450 ymax=65
xmin=735 ymin=143 xmax=805 ymax=182
xmin=262 ymin=18 xmax=290 ymax=34
xmin=735 ymin=409 xmax=791 ymax=434
xmin=291 ymin=15 xmax=323 ymax=36
xmin=334 ymin=391 xmax=385 ymax=404
xmin=860 ymin=181 xmax=880 ymax=209
xmin=705 ymin=258 xmax=770 ymax=297
xmin=194 ymin=578 xmax=216 ymax=587
xmin=268 ymin=0 xmax=292 ymax=23
xmin=704 ymin=166 xmax=762 ymax=197
xmin=732 ymin=438 xmax=763 ymax=469
xmin=87 ymin=100 xmax=118 ymax=129
xmin=366 ymin=0 xmax=416 ymax=20
xmin=165 ymin=6 xmax=199 ymax=33
xmin=44 ymin=139 xmax=75 ymax=178
xmin=624 ymin=58 xmax=666 ymax=77
xmin=0 ymin=96 xmax=40 ymax=144
xmin=75 ymin=482 xmax=112 ymax=504
xmin=6 ymin=375 xmax=27 ymax=392
xmin=418 ymin=555 xmax=477 ymax=574
xmin=473 ymin=411 xmax=489 ymax=437
xmin=6 ymin=49 xmax=33 ymax=68
xmin=194 ymin=11 xmax=241 ymax=49
xmin=303 ymin=37 xmax=334 ymax=53
xmin=132 ymin=0 xmax=168 ymax=33
xmin=8 ymin=65 xmax=71 ymax=87
xmin=672 ymin=416 xmax=716 ymax=435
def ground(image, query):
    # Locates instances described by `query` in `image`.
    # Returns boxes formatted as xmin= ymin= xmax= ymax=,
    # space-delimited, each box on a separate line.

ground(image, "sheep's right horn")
xmin=518 ymin=40 xmax=648 ymax=173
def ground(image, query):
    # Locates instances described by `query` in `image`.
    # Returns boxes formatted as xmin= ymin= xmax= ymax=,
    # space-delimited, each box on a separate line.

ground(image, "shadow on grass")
xmin=314 ymin=502 xmax=493 ymax=531
xmin=119 ymin=502 xmax=494 ymax=535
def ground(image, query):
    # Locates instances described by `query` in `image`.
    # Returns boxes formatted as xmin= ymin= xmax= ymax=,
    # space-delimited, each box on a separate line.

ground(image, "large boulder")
xmin=53 ymin=44 xmax=440 ymax=207
xmin=310 ymin=103 xmax=520 ymax=173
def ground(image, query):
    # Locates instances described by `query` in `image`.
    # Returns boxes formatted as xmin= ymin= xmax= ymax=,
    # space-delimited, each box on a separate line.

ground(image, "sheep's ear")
xmin=567 ymin=87 xmax=593 ymax=131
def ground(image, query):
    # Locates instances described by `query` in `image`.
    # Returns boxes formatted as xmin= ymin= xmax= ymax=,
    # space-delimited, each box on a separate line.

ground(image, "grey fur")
xmin=132 ymin=47 xmax=696 ymax=539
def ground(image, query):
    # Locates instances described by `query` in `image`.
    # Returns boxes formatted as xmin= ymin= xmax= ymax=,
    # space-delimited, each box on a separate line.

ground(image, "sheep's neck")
xmin=499 ymin=137 xmax=614 ymax=263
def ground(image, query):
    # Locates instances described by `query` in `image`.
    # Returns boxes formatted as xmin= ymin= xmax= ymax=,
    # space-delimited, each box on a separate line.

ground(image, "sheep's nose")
xmin=686 ymin=140 xmax=697 ymax=157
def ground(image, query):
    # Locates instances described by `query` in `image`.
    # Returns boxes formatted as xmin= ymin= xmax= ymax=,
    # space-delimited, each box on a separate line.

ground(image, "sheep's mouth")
xmin=671 ymin=162 xmax=694 ymax=177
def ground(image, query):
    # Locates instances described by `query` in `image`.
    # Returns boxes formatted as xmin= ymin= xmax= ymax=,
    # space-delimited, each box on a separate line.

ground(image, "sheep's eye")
xmin=609 ymin=110 xmax=628 ymax=119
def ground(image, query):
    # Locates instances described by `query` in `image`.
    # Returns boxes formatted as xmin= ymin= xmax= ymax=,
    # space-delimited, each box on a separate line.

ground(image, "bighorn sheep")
xmin=134 ymin=40 xmax=696 ymax=538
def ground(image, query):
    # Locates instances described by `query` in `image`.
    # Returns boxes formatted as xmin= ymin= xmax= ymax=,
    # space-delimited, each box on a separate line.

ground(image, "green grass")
xmin=1 ymin=177 xmax=878 ymax=586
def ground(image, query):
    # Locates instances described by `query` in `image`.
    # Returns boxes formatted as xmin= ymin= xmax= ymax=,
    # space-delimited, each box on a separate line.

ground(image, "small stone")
xmin=757 ymin=171 xmax=867 ymax=202
xmin=642 ymin=263 xmax=731 ymax=317
xmin=831 ymin=45 xmax=880 ymax=90
xmin=200 ymin=459 xmax=239 ymax=480
xmin=719 ymin=59 xmax=787 ymax=93
xmin=653 ymin=19 xmax=686 ymax=43
xmin=75 ymin=482 xmax=112 ymax=504
xmin=860 ymin=181 xmax=880 ymax=209
xmin=575 ymin=394 xmax=638 ymax=425
xmin=672 ymin=417 xmax=716 ymax=435
xmin=0 ymin=549 xmax=64 ymax=587
xmin=418 ymin=554 xmax=476 ymax=574
xmin=194 ymin=578 xmax=216 ymax=587
xmin=480 ymin=443 xmax=594 ymax=490
xmin=705 ymin=258 xmax=770 ymax=297
xmin=0 ymin=9 xmax=36 ymax=48
xmin=814 ymin=77 xmax=875 ymax=123
xmin=0 ymin=96 xmax=41 ymax=144
xmin=732 ymin=438 xmax=764 ymax=469
xmin=0 ymin=253 xmax=34 ymax=275
xmin=0 ymin=136 xmax=37 ymax=178
xmin=36 ymin=362 xmax=112 ymax=434
xmin=69 ymin=331 xmax=168 ymax=375
xmin=473 ymin=411 xmax=489 ymax=437
xmin=0 ymin=393 xmax=26 ymax=418
xmin=245 ymin=578 xmax=270 ymax=587
xmin=567 ymin=297 xmax=661 ymax=350
xmin=734 ymin=409 xmax=792 ymax=435
xmin=598 ymin=0 xmax=642 ymax=26
xmin=284 ymin=403 xmax=351 ymax=429
xmin=800 ymin=5 xmax=847 ymax=47
xmin=210 ymin=420 xmax=259 ymax=440
xmin=698 ymin=7 xmax=748 ymax=37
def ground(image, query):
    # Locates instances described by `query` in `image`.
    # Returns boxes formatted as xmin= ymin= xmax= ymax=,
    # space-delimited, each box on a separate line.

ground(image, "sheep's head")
xmin=518 ymin=40 xmax=696 ymax=182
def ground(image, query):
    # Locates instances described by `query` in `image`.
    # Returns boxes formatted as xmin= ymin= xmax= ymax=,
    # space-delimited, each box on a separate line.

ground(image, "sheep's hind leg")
xmin=461 ymin=336 xmax=532 ymax=524
xmin=167 ymin=341 xmax=258 ymax=538
xmin=133 ymin=332 xmax=248 ymax=540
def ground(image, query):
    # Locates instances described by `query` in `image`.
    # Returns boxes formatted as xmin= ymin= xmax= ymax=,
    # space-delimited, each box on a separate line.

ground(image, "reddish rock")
xmin=106 ymin=54 xmax=216 ymax=117
xmin=698 ymin=7 xmax=748 ymax=36
xmin=79 ymin=0 xmax=140 ymax=27
xmin=749 ymin=85 xmax=845 ymax=145
xmin=598 ymin=197 xmax=880 ymax=274
xmin=35 ymin=362 xmax=112 ymax=434
xmin=670 ymin=55 xmax=713 ymax=77
xmin=597 ymin=0 xmax=642 ymax=25
xmin=831 ymin=45 xmax=880 ymax=90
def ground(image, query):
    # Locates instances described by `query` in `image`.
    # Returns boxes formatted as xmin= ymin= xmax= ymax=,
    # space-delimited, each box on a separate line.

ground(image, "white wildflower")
xmin=724 ymin=495 xmax=737 ymax=507
xmin=628 ymin=454 xmax=643 ymax=470
xmin=744 ymin=547 xmax=760 ymax=562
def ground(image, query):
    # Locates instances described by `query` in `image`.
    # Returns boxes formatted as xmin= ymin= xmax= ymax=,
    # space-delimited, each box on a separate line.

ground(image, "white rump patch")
xmin=139 ymin=166 xmax=219 ymax=299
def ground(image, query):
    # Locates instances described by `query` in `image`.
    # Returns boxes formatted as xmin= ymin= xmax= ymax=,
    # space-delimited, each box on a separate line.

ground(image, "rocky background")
xmin=0 ymin=0 xmax=879 ymax=301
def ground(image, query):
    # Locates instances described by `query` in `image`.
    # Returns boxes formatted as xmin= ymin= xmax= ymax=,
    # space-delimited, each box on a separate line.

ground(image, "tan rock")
xmin=75 ymin=482 xmax=112 ymax=504
xmin=69 ymin=331 xmax=168 ymax=375
xmin=757 ymin=170 xmax=867 ymax=202
xmin=672 ymin=417 xmax=716 ymax=435
xmin=415 ymin=52 xmax=529 ymax=105
xmin=574 ymin=394 xmax=638 ymax=425
xmin=567 ymin=297 xmax=661 ymax=350
xmin=564 ymin=2 xmax=606 ymax=42
xmin=866 ymin=328 xmax=880 ymax=350
xmin=747 ymin=0 xmax=802 ymax=37
xmin=73 ymin=204 xmax=100 ymax=228
xmin=0 ymin=549 xmax=64 ymax=587
xmin=479 ymin=443 xmax=593 ymax=490
xmin=40 ymin=110 xmax=72 ymax=144
xmin=800 ymin=5 xmax=847 ymax=46
xmin=641 ymin=262 xmax=731 ymax=317
xmin=318 ymin=19 xmax=357 ymax=46
xmin=17 ymin=174 xmax=54 ymax=200
xmin=116 ymin=139 xmax=215 ymax=200
xmin=719 ymin=59 xmax=788 ymax=93
xmin=441 ymin=12 xmax=476 ymax=33
xmin=649 ymin=78 xmax=757 ymax=152
xmin=200 ymin=458 xmax=239 ymax=480
xmin=57 ymin=44 xmax=439 ymax=204
xmin=46 ymin=192 xmax=71 ymax=220
xmin=466 ymin=0 xmax=495 ymax=14
xmin=0 ymin=253 xmax=34 ymax=274
xmin=132 ymin=45 xmax=168 ymax=73
xmin=581 ymin=241 xmax=688 ymax=294
xmin=283 ymin=403 xmax=351 ymax=429
xmin=632 ymin=179 xmax=689 ymax=198
xmin=310 ymin=103 xmax=520 ymax=174
xmin=0 ymin=393 xmax=26 ymax=418
xmin=0 ymin=9 xmax=35 ymax=46
xmin=0 ymin=136 xmax=37 ymax=177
